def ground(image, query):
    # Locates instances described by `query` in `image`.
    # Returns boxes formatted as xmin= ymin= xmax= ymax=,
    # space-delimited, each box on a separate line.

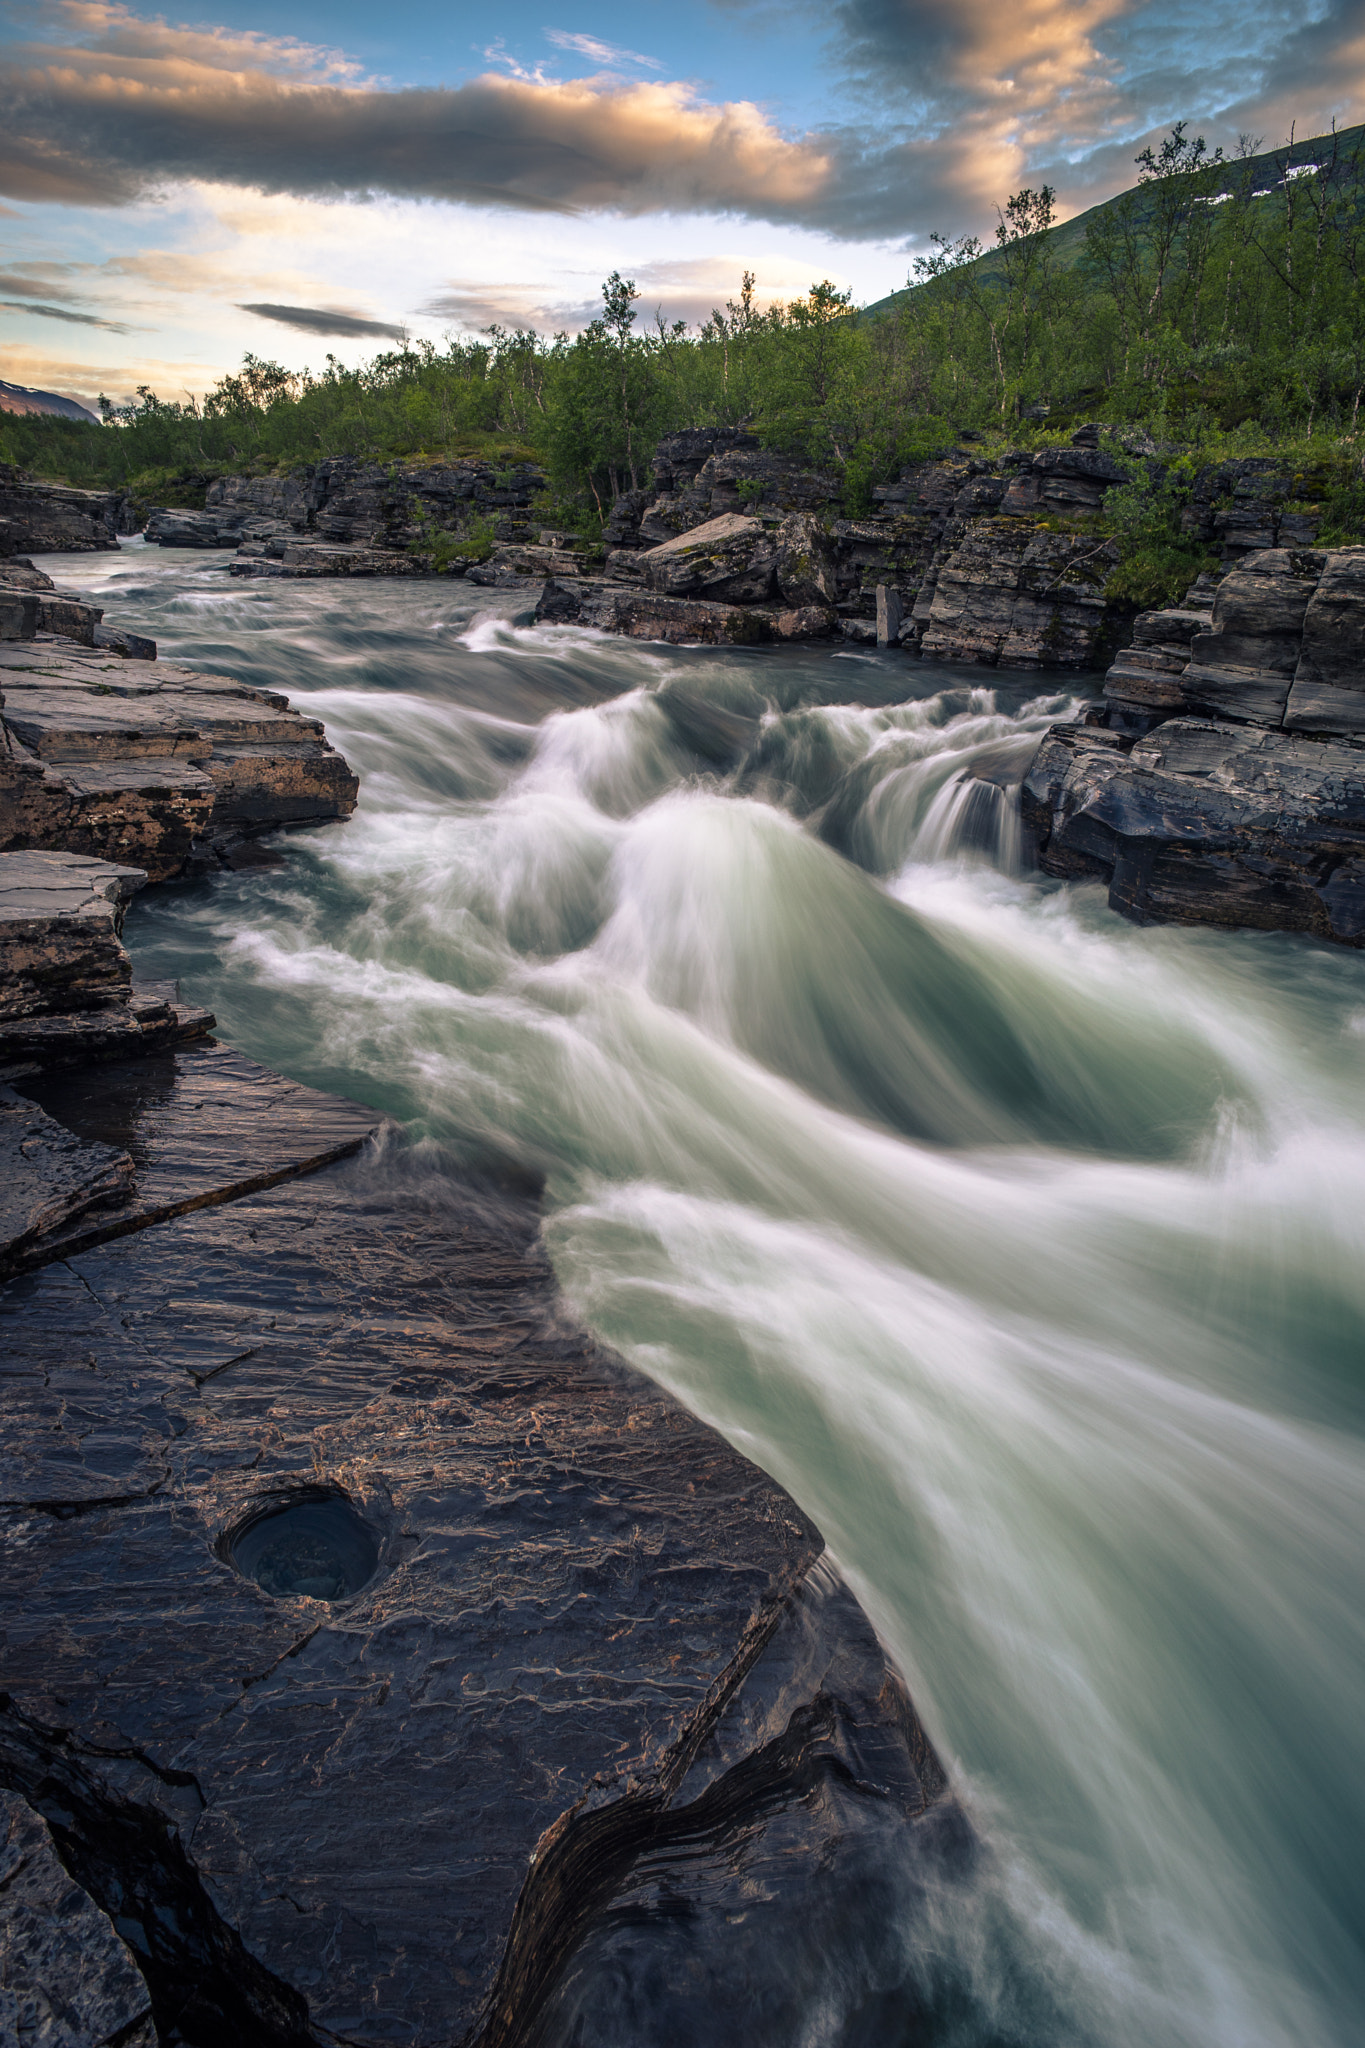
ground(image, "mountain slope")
xmin=0 ymin=380 xmax=100 ymax=425
xmin=863 ymin=122 xmax=1365 ymax=321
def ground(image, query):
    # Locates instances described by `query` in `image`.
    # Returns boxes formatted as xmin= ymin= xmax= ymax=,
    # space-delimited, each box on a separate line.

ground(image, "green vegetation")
xmin=5 ymin=120 xmax=1365 ymax=570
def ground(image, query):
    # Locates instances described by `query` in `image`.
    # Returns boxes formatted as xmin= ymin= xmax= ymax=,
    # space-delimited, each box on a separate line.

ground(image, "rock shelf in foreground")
xmin=0 ymin=849 xmax=214 ymax=1082
xmin=1 ymin=638 xmax=358 ymax=878
xmin=0 ymin=1029 xmax=963 ymax=2044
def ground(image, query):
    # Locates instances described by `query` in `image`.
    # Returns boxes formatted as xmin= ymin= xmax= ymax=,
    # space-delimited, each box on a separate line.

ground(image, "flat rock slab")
xmin=1 ymin=641 xmax=358 ymax=877
xmin=8 ymin=1041 xmax=381 ymax=1269
xmin=0 ymin=1059 xmax=955 ymax=2044
xmin=0 ymin=1082 xmax=134 ymax=1266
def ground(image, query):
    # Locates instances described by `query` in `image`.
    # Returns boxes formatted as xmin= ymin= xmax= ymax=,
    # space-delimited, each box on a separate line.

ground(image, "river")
xmin=48 ymin=541 xmax=1365 ymax=2048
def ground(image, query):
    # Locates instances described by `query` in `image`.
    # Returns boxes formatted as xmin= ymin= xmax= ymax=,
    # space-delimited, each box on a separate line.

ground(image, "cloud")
xmin=0 ymin=0 xmax=1362 ymax=247
xmin=238 ymin=301 xmax=408 ymax=339
xmin=0 ymin=0 xmax=831 ymax=221
xmin=0 ymin=299 xmax=133 ymax=330
xmin=543 ymin=30 xmax=664 ymax=72
xmin=0 ymin=264 xmax=84 ymax=301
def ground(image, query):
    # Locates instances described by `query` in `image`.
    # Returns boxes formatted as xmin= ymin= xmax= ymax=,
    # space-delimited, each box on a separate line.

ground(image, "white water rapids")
xmin=52 ymin=545 xmax=1365 ymax=2047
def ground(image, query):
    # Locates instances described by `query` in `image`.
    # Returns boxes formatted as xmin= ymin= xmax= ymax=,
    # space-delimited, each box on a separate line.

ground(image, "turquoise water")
xmin=53 ymin=543 xmax=1365 ymax=2047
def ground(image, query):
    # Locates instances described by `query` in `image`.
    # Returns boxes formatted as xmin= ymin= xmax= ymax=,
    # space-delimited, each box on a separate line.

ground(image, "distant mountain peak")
xmin=0 ymin=379 xmax=100 ymax=425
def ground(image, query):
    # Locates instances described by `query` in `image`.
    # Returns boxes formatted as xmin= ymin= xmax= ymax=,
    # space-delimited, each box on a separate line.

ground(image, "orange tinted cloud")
xmin=0 ymin=3 xmax=832 ymax=219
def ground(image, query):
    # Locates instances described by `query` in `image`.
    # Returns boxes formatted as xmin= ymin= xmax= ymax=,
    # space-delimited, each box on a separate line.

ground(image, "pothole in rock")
xmin=224 ymin=1488 xmax=381 ymax=1602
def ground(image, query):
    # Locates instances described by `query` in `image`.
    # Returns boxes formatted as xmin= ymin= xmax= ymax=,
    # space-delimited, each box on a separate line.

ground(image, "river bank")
xmin=0 ymin=565 xmax=962 ymax=2044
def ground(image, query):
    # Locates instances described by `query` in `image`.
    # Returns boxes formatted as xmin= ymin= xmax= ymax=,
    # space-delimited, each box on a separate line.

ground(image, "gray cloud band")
xmin=239 ymin=303 xmax=408 ymax=339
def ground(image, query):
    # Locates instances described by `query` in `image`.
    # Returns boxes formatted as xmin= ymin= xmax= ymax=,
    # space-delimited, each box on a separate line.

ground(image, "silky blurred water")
xmin=53 ymin=542 xmax=1365 ymax=2047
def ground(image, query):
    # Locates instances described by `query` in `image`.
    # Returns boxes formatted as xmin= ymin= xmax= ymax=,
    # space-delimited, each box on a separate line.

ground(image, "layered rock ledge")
xmin=1 ymin=636 xmax=358 ymax=878
xmin=0 ymin=882 xmax=965 ymax=2042
xmin=1023 ymin=548 xmax=1365 ymax=944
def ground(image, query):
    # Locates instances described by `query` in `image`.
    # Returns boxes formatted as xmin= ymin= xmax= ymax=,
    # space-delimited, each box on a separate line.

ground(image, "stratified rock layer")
xmin=0 ymin=850 xmax=213 ymax=1081
xmin=1 ymin=640 xmax=358 ymax=877
xmin=0 ymin=467 xmax=121 ymax=556
xmin=0 ymin=1046 xmax=959 ymax=2043
xmin=1025 ymin=548 xmax=1365 ymax=944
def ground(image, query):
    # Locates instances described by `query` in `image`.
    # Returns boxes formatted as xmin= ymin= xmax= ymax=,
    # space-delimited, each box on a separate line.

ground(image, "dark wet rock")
xmin=231 ymin=542 xmax=425 ymax=579
xmin=93 ymin=622 xmax=157 ymax=661
xmin=142 ymin=508 xmax=243 ymax=549
xmin=0 ymin=849 xmax=144 ymax=1020
xmin=0 ymin=851 xmax=214 ymax=1082
xmin=0 ymin=467 xmax=120 ymax=555
xmin=1 ymin=641 xmax=358 ymax=876
xmin=533 ymin=1559 xmax=970 ymax=2048
xmin=1023 ymin=716 xmax=1365 ymax=941
xmin=0 ymin=1045 xmax=956 ymax=2044
xmin=0 ymin=1787 xmax=155 ymax=2047
xmin=537 ymin=579 xmax=775 ymax=646
xmin=0 ymin=1083 xmax=134 ymax=1268
xmin=4 ymin=1040 xmax=376 ymax=1274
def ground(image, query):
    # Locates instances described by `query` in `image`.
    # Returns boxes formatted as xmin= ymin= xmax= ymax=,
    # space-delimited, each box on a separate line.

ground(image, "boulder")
xmin=773 ymin=604 xmax=837 ymax=641
xmin=1024 ymin=717 xmax=1365 ymax=943
xmin=144 ymin=507 xmax=242 ymax=548
xmin=639 ymin=513 xmax=779 ymax=604
xmin=0 ymin=850 xmax=214 ymax=1075
xmin=560 ymin=582 xmax=775 ymax=645
xmin=0 ymin=848 xmax=144 ymax=1020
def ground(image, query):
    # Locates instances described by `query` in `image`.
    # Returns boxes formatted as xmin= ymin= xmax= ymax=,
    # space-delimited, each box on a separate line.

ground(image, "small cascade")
xmin=912 ymin=765 xmax=1025 ymax=873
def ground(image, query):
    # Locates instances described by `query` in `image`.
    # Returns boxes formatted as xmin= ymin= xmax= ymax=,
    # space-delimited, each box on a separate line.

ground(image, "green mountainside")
xmin=863 ymin=123 xmax=1365 ymax=321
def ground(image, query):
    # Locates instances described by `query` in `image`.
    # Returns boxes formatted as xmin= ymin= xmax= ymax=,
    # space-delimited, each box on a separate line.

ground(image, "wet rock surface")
xmin=0 ymin=1787 xmax=155 ymax=2047
xmin=0 ymin=850 xmax=214 ymax=1087
xmin=1026 ymin=547 xmax=1365 ymax=944
xmin=1 ymin=640 xmax=358 ymax=878
xmin=0 ymin=1044 xmax=958 ymax=2045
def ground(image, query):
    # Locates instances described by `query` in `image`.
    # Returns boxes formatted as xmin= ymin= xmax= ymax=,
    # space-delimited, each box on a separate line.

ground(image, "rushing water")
xmin=50 ymin=542 xmax=1365 ymax=2047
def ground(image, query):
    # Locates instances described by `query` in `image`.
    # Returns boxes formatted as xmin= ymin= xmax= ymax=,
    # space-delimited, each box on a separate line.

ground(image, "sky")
xmin=1 ymin=0 xmax=1363 ymax=409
